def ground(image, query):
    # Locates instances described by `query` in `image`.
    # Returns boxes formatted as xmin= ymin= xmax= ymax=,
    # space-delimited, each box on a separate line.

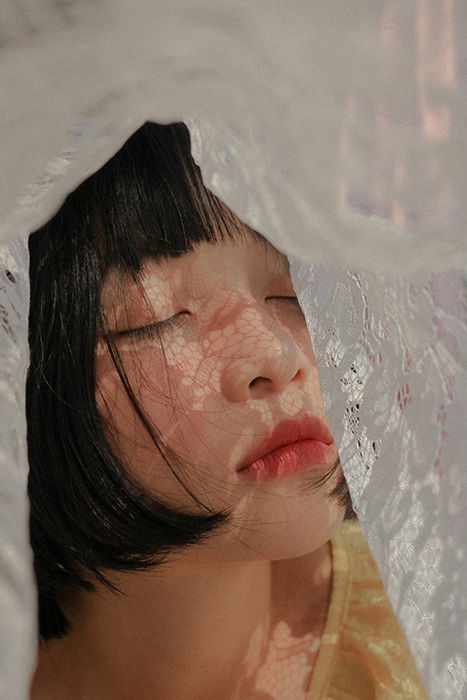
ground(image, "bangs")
xmin=78 ymin=122 xmax=248 ymax=274
xmin=26 ymin=121 xmax=258 ymax=640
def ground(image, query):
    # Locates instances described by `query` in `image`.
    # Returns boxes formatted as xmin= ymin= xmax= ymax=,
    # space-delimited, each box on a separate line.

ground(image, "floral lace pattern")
xmin=0 ymin=237 xmax=36 ymax=700
xmin=290 ymin=261 xmax=467 ymax=698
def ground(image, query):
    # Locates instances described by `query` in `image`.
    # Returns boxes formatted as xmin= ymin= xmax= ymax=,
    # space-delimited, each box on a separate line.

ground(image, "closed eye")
xmin=266 ymin=296 xmax=303 ymax=320
xmin=266 ymin=296 xmax=300 ymax=303
xmin=118 ymin=312 xmax=188 ymax=339
xmin=118 ymin=298 xmax=299 ymax=339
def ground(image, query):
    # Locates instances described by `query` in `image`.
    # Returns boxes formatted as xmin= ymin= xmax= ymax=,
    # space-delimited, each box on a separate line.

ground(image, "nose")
xmin=219 ymin=307 xmax=308 ymax=403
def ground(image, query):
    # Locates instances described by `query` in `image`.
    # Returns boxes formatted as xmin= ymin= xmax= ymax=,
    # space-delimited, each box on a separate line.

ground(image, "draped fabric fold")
xmin=290 ymin=261 xmax=467 ymax=698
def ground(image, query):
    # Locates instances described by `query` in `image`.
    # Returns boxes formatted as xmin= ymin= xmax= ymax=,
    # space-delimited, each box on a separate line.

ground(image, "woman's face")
xmin=96 ymin=230 xmax=345 ymax=562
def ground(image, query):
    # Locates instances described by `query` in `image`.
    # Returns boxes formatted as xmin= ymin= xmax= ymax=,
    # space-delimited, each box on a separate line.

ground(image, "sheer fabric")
xmin=0 ymin=2 xmax=466 ymax=698
xmin=0 ymin=236 xmax=36 ymax=700
xmin=290 ymin=262 xmax=467 ymax=698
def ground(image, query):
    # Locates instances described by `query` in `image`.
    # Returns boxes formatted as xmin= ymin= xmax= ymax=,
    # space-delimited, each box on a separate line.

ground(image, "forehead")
xmin=102 ymin=232 xmax=290 ymax=303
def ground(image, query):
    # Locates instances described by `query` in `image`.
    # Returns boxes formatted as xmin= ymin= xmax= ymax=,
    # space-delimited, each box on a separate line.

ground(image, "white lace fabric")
xmin=290 ymin=263 xmax=467 ymax=697
xmin=0 ymin=237 xmax=36 ymax=700
xmin=0 ymin=2 xmax=466 ymax=699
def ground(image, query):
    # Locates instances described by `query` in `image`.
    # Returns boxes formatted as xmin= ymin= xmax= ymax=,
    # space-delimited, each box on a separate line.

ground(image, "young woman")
xmin=27 ymin=122 xmax=426 ymax=699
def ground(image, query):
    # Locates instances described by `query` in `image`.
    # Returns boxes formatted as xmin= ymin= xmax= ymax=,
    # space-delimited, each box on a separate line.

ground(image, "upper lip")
xmin=237 ymin=415 xmax=334 ymax=471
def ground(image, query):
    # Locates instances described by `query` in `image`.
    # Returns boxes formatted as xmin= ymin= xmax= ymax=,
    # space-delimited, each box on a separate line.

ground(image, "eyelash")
xmin=122 ymin=297 xmax=300 ymax=339
xmin=271 ymin=296 xmax=299 ymax=303
xmin=121 ymin=313 xmax=186 ymax=339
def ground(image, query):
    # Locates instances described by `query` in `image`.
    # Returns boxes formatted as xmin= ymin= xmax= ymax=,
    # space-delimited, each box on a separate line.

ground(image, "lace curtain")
xmin=0 ymin=2 xmax=466 ymax=698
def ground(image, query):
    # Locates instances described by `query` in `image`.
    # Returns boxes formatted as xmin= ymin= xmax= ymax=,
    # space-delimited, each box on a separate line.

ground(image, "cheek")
xmin=201 ymin=469 xmax=345 ymax=562
xmin=161 ymin=330 xmax=223 ymax=411
xmin=95 ymin=337 xmax=225 ymax=495
xmin=95 ymin=366 xmax=187 ymax=501
xmin=295 ymin=322 xmax=318 ymax=366
xmin=96 ymin=331 xmax=222 ymax=415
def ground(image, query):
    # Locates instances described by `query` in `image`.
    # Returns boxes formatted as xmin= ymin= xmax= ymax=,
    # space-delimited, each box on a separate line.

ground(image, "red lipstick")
xmin=237 ymin=415 xmax=337 ymax=481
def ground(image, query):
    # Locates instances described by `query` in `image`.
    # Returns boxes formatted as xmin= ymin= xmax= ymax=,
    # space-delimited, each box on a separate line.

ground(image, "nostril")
xmin=292 ymin=369 xmax=303 ymax=382
xmin=249 ymin=376 xmax=269 ymax=389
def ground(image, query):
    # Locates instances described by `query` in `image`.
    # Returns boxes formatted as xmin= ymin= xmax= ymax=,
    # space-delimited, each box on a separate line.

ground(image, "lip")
xmin=237 ymin=415 xmax=337 ymax=481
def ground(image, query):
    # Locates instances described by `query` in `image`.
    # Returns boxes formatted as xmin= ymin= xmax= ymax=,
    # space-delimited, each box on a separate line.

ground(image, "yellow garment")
xmin=306 ymin=521 xmax=428 ymax=699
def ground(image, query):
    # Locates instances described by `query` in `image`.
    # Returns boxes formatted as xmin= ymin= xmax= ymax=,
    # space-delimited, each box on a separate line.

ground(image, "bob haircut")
xmin=27 ymin=122 xmax=353 ymax=640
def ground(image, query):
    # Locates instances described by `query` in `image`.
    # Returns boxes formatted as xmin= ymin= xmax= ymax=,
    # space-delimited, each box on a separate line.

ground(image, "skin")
xmin=31 ymin=230 xmax=345 ymax=700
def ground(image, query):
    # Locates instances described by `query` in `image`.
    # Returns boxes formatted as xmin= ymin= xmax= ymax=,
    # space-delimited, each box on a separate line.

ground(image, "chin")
xmin=232 ymin=499 xmax=346 ymax=562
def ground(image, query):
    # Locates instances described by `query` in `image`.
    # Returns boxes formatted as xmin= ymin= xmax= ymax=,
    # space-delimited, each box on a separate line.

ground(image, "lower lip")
xmin=238 ymin=440 xmax=337 ymax=482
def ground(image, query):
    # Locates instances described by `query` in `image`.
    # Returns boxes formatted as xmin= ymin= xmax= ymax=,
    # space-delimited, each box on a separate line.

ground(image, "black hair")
xmin=26 ymin=122 xmax=242 ymax=640
xmin=27 ymin=121 xmax=354 ymax=641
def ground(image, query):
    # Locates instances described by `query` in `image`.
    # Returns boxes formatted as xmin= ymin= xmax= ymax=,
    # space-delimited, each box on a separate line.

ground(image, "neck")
xmin=32 ymin=545 xmax=332 ymax=700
